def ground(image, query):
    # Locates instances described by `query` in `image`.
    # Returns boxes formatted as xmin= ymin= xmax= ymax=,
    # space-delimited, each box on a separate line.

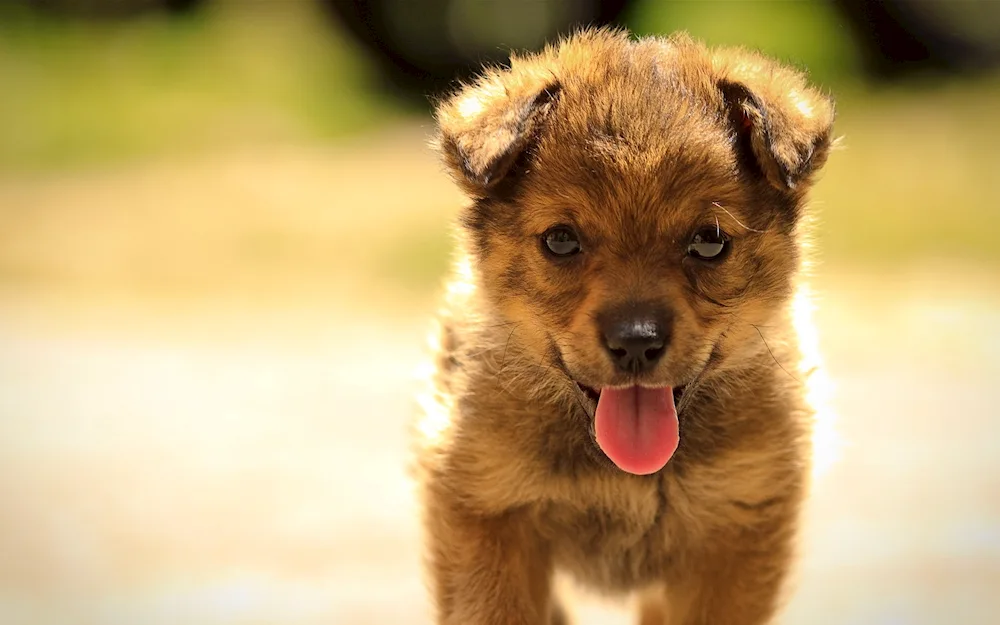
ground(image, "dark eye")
xmin=687 ymin=226 xmax=730 ymax=261
xmin=542 ymin=225 xmax=582 ymax=257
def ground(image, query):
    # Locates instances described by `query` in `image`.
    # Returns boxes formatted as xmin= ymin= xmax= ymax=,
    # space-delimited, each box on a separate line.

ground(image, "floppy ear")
xmin=715 ymin=52 xmax=835 ymax=191
xmin=433 ymin=63 xmax=561 ymax=197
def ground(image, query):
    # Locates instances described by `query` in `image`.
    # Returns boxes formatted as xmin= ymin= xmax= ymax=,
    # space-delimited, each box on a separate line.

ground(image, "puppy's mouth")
xmin=576 ymin=383 xmax=684 ymax=408
xmin=577 ymin=383 xmax=602 ymax=405
xmin=574 ymin=382 xmax=683 ymax=476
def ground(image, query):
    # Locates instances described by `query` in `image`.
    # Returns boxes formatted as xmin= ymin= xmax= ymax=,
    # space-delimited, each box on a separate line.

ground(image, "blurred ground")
xmin=1 ymin=2 xmax=1000 ymax=624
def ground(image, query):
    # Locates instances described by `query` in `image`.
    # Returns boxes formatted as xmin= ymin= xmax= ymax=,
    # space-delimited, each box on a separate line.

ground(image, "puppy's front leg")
xmin=425 ymin=497 xmax=554 ymax=625
xmin=643 ymin=522 xmax=795 ymax=625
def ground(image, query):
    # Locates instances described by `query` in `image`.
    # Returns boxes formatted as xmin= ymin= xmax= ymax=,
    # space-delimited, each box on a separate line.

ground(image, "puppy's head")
xmin=434 ymin=29 xmax=834 ymax=474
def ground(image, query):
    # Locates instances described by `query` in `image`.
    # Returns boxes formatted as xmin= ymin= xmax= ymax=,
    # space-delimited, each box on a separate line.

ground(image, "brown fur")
xmin=414 ymin=28 xmax=834 ymax=625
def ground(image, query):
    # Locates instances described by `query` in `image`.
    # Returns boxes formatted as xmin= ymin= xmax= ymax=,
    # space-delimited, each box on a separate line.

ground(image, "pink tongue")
xmin=595 ymin=386 xmax=679 ymax=475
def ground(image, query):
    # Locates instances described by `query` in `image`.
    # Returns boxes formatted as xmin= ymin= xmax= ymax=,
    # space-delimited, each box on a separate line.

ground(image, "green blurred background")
xmin=1 ymin=2 xmax=998 ymax=625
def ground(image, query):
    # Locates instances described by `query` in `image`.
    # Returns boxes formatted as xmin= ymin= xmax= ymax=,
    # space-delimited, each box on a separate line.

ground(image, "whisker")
xmin=488 ymin=328 xmax=584 ymax=402
xmin=677 ymin=363 xmax=709 ymax=415
xmin=751 ymin=323 xmax=799 ymax=382
xmin=712 ymin=201 xmax=766 ymax=234
xmin=494 ymin=322 xmax=521 ymax=390
xmin=482 ymin=320 xmax=522 ymax=330
xmin=676 ymin=315 xmax=739 ymax=415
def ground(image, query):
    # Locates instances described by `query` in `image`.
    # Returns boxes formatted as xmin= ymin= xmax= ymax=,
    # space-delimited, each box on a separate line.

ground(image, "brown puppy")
xmin=414 ymin=28 xmax=834 ymax=625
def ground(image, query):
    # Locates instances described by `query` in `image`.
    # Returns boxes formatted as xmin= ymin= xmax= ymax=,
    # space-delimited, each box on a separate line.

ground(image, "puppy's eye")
xmin=542 ymin=226 xmax=582 ymax=257
xmin=687 ymin=226 xmax=730 ymax=261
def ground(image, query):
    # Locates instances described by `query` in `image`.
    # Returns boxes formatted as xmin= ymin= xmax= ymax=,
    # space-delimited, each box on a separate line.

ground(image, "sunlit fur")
xmin=414 ymin=28 xmax=836 ymax=625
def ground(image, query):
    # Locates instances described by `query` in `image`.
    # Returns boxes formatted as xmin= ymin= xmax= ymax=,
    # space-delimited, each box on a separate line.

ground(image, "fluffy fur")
xmin=414 ymin=28 xmax=835 ymax=625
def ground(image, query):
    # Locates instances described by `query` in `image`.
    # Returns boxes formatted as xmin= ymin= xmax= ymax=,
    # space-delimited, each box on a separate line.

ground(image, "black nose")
xmin=600 ymin=309 xmax=671 ymax=374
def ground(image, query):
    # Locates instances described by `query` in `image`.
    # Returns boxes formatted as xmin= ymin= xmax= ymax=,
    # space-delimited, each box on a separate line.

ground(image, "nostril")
xmin=610 ymin=347 xmax=628 ymax=360
xmin=644 ymin=345 xmax=665 ymax=362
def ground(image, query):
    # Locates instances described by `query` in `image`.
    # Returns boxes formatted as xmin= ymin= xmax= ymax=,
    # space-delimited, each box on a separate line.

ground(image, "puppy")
xmin=414 ymin=28 xmax=834 ymax=625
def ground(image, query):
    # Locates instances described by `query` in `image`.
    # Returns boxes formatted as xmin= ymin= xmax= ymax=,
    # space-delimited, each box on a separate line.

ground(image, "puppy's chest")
xmin=533 ymin=477 xmax=680 ymax=592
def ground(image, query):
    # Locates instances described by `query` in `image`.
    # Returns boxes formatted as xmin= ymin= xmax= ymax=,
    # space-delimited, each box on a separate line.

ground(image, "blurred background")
xmin=1 ymin=1 xmax=999 ymax=624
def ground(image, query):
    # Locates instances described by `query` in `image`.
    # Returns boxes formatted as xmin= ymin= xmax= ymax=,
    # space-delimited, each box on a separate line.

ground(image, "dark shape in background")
xmin=320 ymin=0 xmax=631 ymax=101
xmin=833 ymin=0 xmax=1000 ymax=80
xmin=27 ymin=0 xmax=200 ymax=16
xmin=322 ymin=0 xmax=1000 ymax=103
xmin=19 ymin=0 xmax=1000 ymax=103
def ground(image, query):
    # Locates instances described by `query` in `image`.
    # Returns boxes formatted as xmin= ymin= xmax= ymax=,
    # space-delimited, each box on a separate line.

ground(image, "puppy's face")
xmin=507 ymin=143 xmax=791 ymax=398
xmin=436 ymin=31 xmax=833 ymax=422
